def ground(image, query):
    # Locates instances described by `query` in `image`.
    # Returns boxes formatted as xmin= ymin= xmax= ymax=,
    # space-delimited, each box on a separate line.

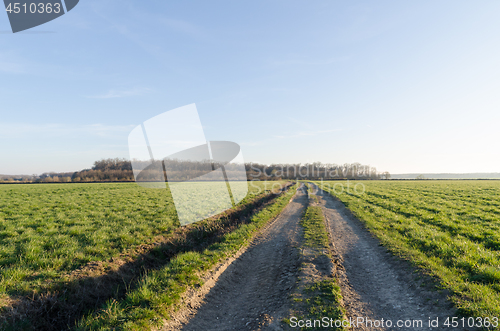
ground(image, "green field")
xmin=316 ymin=180 xmax=500 ymax=319
xmin=0 ymin=181 xmax=279 ymax=304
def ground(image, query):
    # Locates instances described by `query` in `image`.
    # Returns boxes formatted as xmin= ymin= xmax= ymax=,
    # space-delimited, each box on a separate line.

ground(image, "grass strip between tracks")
xmin=75 ymin=183 xmax=298 ymax=331
xmin=285 ymin=184 xmax=346 ymax=331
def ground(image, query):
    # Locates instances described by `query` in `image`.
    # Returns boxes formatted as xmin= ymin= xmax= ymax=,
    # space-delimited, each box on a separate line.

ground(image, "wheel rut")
xmin=172 ymin=184 xmax=308 ymax=331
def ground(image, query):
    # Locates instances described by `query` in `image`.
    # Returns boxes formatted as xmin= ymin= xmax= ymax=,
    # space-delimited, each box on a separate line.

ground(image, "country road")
xmin=163 ymin=183 xmax=470 ymax=331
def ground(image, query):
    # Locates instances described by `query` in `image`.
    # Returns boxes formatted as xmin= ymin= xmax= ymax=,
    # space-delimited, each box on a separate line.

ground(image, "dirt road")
xmin=312 ymin=183 xmax=471 ymax=331
xmin=165 ymin=183 xmax=469 ymax=331
xmin=172 ymin=184 xmax=307 ymax=331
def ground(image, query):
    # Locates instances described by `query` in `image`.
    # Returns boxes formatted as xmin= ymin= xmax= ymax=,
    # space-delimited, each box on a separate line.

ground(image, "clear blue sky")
xmin=1 ymin=1 xmax=500 ymax=175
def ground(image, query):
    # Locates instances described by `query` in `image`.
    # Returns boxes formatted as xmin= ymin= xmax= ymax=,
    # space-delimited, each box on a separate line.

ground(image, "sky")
xmin=1 ymin=0 xmax=500 ymax=175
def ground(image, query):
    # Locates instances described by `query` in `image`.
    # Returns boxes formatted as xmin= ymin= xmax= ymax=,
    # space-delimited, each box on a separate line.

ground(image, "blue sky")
xmin=1 ymin=0 xmax=500 ymax=175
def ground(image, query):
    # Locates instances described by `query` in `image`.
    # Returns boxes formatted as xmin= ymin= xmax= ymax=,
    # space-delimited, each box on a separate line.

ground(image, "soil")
xmin=311 ymin=183 xmax=476 ymax=331
xmin=163 ymin=184 xmax=308 ymax=331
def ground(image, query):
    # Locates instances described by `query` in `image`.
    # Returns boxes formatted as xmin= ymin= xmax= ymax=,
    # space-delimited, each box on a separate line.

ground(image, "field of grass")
xmin=0 ymin=181 xmax=281 ymax=303
xmin=316 ymin=180 xmax=500 ymax=320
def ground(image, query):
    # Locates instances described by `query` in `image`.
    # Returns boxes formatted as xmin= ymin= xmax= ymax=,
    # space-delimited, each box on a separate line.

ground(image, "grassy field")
xmin=316 ymin=180 xmax=500 ymax=320
xmin=0 ymin=181 xmax=281 ymax=303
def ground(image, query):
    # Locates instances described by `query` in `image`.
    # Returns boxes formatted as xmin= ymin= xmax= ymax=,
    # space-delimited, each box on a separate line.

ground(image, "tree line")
xmin=1 ymin=158 xmax=390 ymax=183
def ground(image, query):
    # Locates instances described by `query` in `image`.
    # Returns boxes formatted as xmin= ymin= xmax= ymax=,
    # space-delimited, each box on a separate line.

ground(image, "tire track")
xmin=175 ymin=184 xmax=308 ymax=331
